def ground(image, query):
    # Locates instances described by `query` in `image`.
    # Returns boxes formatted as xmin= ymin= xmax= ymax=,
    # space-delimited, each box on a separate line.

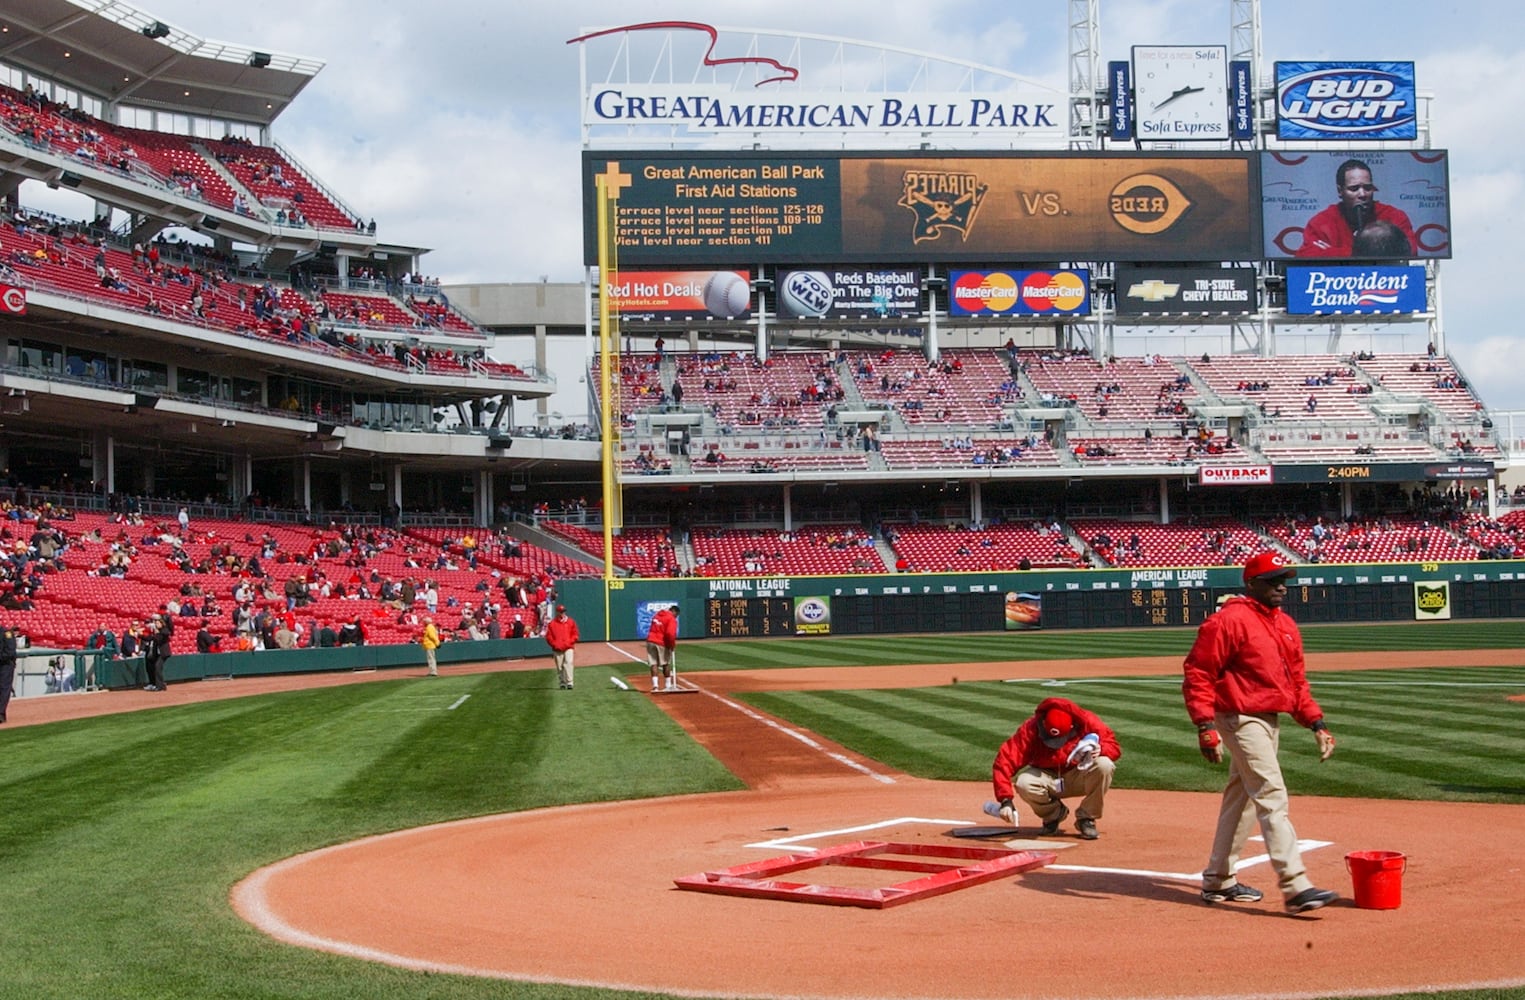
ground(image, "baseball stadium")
xmin=1 ymin=3 xmax=1523 ymax=999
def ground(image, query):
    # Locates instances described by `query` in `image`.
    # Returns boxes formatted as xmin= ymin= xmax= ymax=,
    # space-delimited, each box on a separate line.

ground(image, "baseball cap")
xmin=556 ymin=604 xmax=566 ymax=612
xmin=1039 ymin=707 xmax=1076 ymax=748
xmin=1243 ymin=551 xmax=1298 ymax=584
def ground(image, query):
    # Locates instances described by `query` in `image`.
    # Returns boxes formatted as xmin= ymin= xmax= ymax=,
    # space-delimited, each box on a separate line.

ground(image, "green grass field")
xmin=1 ymin=621 xmax=1521 ymax=1000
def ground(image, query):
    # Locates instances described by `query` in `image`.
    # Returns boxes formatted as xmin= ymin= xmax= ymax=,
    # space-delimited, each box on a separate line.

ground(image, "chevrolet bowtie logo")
xmin=1127 ymin=279 xmax=1181 ymax=302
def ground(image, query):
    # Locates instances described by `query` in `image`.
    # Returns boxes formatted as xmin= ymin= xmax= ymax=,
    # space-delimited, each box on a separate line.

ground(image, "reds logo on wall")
xmin=948 ymin=269 xmax=1089 ymax=317
xmin=0 ymin=284 xmax=26 ymax=315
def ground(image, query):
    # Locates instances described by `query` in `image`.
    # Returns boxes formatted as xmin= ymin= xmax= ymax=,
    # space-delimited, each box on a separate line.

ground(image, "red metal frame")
xmin=674 ymin=840 xmax=1055 ymax=908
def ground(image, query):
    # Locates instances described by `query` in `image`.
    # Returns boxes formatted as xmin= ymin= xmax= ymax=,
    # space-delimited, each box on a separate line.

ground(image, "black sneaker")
xmin=1075 ymin=817 xmax=1099 ymax=840
xmin=1202 ymin=882 xmax=1264 ymax=904
xmin=1039 ymin=803 xmax=1070 ymax=835
xmin=1285 ymin=887 xmax=1338 ymax=913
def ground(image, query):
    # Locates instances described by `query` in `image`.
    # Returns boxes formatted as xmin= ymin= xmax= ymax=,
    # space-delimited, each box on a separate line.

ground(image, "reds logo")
xmin=0 ymin=284 xmax=26 ymax=315
xmin=899 ymin=170 xmax=987 ymax=243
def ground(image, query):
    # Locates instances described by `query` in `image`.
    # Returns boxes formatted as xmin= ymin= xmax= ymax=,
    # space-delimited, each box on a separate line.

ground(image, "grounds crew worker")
xmin=991 ymin=696 xmax=1121 ymax=840
xmin=1183 ymin=550 xmax=1339 ymax=914
xmin=646 ymin=604 xmax=680 ymax=692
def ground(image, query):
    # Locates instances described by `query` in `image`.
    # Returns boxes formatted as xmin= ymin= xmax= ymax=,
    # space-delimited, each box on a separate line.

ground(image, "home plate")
xmin=1004 ymin=838 xmax=1077 ymax=850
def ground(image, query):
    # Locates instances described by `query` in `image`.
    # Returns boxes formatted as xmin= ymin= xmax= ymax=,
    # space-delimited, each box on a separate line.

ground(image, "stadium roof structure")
xmin=0 ymin=0 xmax=322 ymax=127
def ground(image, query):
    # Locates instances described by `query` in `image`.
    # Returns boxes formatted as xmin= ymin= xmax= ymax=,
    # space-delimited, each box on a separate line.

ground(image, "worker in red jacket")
xmin=991 ymin=696 xmax=1121 ymax=840
xmin=1183 ymin=550 xmax=1339 ymax=914
xmin=645 ymin=604 xmax=680 ymax=692
xmin=543 ymin=604 xmax=580 ymax=690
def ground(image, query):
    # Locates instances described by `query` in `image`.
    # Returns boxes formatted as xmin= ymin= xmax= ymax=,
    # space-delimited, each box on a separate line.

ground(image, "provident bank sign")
xmin=570 ymin=22 xmax=1065 ymax=142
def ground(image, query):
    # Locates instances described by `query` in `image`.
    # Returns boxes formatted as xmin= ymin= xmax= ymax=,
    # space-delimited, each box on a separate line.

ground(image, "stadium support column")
xmin=392 ymin=464 xmax=403 ymax=519
xmin=782 ymin=484 xmax=792 ymax=533
xmin=755 ymin=285 xmax=768 ymax=362
xmin=302 ymin=458 xmax=312 ymax=515
xmin=476 ymin=470 xmax=493 ymax=526
xmin=1158 ymin=478 xmax=1171 ymax=525
xmin=95 ymin=431 xmax=115 ymax=494
xmin=971 ymin=482 xmax=982 ymax=527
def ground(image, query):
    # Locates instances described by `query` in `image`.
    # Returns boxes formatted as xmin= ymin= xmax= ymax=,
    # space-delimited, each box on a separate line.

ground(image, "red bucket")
xmin=1345 ymin=850 xmax=1407 ymax=909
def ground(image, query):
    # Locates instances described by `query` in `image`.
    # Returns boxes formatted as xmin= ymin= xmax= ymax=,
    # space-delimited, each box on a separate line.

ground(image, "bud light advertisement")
xmin=1275 ymin=62 xmax=1417 ymax=141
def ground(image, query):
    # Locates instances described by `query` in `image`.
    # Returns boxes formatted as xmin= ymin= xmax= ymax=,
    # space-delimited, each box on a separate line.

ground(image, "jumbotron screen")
xmin=583 ymin=151 xmax=1258 ymax=265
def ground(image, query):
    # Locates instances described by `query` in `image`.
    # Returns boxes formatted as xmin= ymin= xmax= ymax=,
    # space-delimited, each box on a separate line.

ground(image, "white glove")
xmin=998 ymin=803 xmax=1017 ymax=825
xmin=1067 ymin=733 xmax=1101 ymax=769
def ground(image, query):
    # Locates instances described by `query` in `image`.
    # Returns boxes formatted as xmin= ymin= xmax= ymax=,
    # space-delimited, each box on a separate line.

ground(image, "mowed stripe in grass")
xmin=674 ymin=620 xmax=1525 ymax=670
xmin=739 ymin=665 xmax=1525 ymax=804
xmin=0 ymin=667 xmax=740 ymax=1000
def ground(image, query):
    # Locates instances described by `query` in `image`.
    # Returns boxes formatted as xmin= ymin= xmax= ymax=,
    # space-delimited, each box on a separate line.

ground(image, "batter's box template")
xmin=674 ymin=840 xmax=1055 ymax=909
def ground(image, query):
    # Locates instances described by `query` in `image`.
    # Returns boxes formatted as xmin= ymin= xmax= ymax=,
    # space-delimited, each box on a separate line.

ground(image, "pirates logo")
xmin=899 ymin=170 xmax=988 ymax=243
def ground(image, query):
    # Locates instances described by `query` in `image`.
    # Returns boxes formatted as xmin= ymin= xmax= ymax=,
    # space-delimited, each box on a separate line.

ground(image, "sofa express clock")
xmin=1132 ymin=45 xmax=1229 ymax=140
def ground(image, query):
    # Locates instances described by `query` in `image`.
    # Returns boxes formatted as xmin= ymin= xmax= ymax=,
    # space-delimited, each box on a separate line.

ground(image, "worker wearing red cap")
xmin=991 ymin=696 xmax=1122 ymax=840
xmin=544 ymin=604 xmax=580 ymax=690
xmin=1182 ymin=550 xmax=1339 ymax=914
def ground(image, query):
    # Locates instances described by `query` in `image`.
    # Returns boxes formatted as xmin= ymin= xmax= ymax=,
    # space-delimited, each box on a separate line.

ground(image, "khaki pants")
xmin=424 ymin=645 xmax=437 ymax=675
xmin=1015 ymin=756 xmax=1115 ymax=825
xmin=1204 ymin=712 xmax=1314 ymax=900
xmin=553 ymin=648 xmax=575 ymax=686
xmin=646 ymin=641 xmax=671 ymax=674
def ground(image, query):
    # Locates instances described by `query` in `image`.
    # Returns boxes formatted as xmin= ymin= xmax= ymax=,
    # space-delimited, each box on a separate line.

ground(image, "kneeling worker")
xmin=991 ymin=697 xmax=1121 ymax=840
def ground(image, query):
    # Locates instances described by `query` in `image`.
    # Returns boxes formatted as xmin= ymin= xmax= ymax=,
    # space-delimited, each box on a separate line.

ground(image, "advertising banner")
xmin=585 ymin=151 xmax=1257 ymax=264
xmin=1114 ymin=264 xmax=1256 ymax=315
xmin=948 ymin=269 xmax=1090 ymax=317
xmin=793 ymin=595 xmax=832 ymax=635
xmin=1199 ymin=465 xmax=1273 ymax=486
xmin=1261 ymin=150 xmax=1450 ymax=259
xmin=605 ymin=269 xmax=751 ymax=320
xmin=775 ymin=267 xmax=922 ymax=319
xmin=1004 ymin=591 xmax=1042 ymax=630
xmin=1413 ymin=580 xmax=1452 ymax=621
xmin=1275 ymin=62 xmax=1417 ymax=141
xmin=1285 ymin=265 xmax=1426 ymax=315
xmin=1107 ymin=61 xmax=1133 ymax=140
xmin=1270 ymin=461 xmax=1494 ymax=484
xmin=1229 ymin=61 xmax=1255 ymax=139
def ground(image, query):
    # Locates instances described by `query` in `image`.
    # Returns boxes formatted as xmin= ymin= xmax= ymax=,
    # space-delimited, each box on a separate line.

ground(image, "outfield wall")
xmin=593 ymin=561 xmax=1525 ymax=641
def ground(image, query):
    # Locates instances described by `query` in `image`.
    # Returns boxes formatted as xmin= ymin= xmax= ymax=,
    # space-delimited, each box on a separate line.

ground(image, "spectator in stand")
xmin=195 ymin=620 xmax=222 ymax=654
xmin=0 ymin=621 xmax=17 ymax=723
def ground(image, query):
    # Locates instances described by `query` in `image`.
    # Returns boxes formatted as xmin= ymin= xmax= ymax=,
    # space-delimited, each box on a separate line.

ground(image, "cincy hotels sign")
xmin=569 ymin=22 xmax=1064 ymax=141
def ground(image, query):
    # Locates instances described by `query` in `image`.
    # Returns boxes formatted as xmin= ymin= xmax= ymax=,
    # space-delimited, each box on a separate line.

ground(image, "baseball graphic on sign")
xmin=778 ymin=270 xmax=835 ymax=318
xmin=702 ymin=271 xmax=751 ymax=318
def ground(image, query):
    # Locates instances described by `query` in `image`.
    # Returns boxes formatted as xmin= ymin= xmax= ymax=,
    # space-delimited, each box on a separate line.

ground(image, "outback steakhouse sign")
xmin=1199 ymin=466 xmax=1273 ymax=486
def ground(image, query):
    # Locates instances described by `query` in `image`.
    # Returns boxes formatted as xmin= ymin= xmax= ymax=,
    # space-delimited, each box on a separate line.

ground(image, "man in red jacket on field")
xmin=1183 ymin=550 xmax=1339 ymax=914
xmin=543 ymin=604 xmax=579 ymax=690
xmin=646 ymin=604 xmax=680 ymax=692
xmin=991 ymin=696 xmax=1121 ymax=840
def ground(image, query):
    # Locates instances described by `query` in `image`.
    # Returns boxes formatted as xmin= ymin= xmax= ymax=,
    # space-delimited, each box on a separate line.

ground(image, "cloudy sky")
xmin=29 ymin=1 xmax=1525 ymax=416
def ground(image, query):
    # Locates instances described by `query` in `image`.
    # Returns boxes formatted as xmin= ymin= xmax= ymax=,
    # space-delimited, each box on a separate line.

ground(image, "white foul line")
xmin=601 ymin=642 xmax=896 ymax=785
xmin=446 ymin=695 xmax=470 ymax=711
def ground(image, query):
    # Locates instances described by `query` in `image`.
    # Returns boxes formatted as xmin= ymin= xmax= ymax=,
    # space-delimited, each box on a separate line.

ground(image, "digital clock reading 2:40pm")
xmin=1324 ymin=466 xmax=1374 ymax=479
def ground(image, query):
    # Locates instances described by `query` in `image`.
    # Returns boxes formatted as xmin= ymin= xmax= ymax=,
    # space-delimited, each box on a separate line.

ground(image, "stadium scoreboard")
xmin=705 ymin=596 xmax=794 ymax=637
xmin=584 ymin=150 xmax=1258 ymax=265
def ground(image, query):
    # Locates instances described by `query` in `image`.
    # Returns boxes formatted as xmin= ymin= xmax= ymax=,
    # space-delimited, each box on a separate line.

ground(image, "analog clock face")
xmin=1132 ymin=45 xmax=1229 ymax=140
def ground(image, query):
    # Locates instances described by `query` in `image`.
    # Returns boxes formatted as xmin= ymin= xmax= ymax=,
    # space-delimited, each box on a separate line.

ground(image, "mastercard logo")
xmin=950 ymin=270 xmax=1089 ymax=315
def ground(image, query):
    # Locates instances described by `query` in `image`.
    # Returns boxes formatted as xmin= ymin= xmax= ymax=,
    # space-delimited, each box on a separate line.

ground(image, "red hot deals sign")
xmin=948 ymin=269 xmax=1090 ymax=317
xmin=1199 ymin=465 xmax=1273 ymax=486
